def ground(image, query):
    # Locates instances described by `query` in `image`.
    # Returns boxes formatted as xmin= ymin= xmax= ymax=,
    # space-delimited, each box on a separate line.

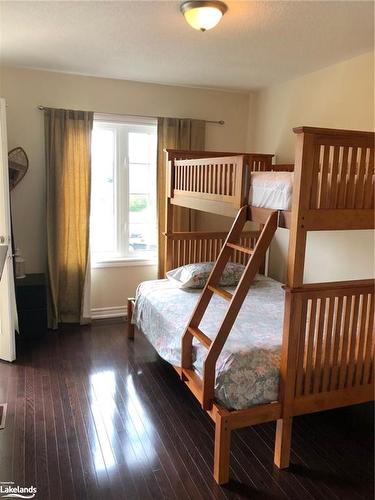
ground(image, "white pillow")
xmin=166 ymin=261 xmax=245 ymax=289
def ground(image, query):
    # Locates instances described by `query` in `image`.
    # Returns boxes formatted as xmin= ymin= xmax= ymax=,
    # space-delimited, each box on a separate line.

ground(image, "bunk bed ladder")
xmin=181 ymin=205 xmax=279 ymax=409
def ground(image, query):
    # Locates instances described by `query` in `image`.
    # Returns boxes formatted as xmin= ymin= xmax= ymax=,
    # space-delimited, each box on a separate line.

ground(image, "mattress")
xmin=248 ymin=171 xmax=294 ymax=210
xmin=132 ymin=275 xmax=285 ymax=410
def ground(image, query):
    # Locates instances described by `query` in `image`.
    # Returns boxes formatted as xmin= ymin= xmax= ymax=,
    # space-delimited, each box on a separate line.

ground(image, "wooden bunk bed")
xmin=127 ymin=126 xmax=374 ymax=485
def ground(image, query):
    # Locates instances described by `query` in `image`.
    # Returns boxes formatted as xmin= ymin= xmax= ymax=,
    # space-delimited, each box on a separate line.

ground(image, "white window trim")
xmin=92 ymin=257 xmax=157 ymax=269
xmin=94 ymin=113 xmax=157 ymax=126
xmin=91 ymin=114 xmax=157 ymax=267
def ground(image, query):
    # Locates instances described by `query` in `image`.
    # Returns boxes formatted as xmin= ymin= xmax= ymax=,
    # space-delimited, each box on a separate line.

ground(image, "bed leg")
xmin=127 ymin=298 xmax=135 ymax=340
xmin=214 ymin=414 xmax=231 ymax=485
xmin=274 ymin=417 xmax=292 ymax=468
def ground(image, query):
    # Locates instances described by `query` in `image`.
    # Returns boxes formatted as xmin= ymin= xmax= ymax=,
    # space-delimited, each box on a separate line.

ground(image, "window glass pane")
xmin=90 ymin=118 xmax=157 ymax=263
xmin=91 ymin=126 xmax=116 ymax=258
xmin=128 ymin=194 xmax=157 ymax=259
xmin=128 ymin=132 xmax=151 ymax=164
xmin=129 ymin=163 xmax=151 ymax=194
xmin=128 ymin=130 xmax=157 ymax=260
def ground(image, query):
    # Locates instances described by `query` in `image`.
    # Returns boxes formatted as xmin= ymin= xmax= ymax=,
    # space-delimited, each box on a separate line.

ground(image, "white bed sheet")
xmin=249 ymin=171 xmax=294 ymax=210
xmin=132 ymin=275 xmax=285 ymax=410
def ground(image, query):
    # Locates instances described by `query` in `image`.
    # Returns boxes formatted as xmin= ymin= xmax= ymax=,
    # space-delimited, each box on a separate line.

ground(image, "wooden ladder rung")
xmin=187 ymin=326 xmax=212 ymax=348
xmin=226 ymin=242 xmax=254 ymax=255
xmin=208 ymin=285 xmax=233 ymax=301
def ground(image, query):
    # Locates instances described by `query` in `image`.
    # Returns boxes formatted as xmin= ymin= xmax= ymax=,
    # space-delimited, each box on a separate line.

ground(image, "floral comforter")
xmin=132 ymin=275 xmax=285 ymax=410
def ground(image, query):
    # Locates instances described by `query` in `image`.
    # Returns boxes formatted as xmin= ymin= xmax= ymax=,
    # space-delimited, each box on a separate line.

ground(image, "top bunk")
xmin=166 ymin=126 xmax=374 ymax=231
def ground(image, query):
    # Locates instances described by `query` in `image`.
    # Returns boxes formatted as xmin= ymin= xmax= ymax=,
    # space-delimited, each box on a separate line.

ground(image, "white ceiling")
xmin=1 ymin=1 xmax=373 ymax=91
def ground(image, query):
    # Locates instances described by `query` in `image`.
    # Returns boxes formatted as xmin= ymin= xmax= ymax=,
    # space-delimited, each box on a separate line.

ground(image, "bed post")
xmin=286 ymin=130 xmax=315 ymax=287
xmin=274 ymin=289 xmax=302 ymax=467
xmin=165 ymin=200 xmax=174 ymax=274
xmin=127 ymin=298 xmax=135 ymax=339
xmin=214 ymin=413 xmax=231 ymax=485
xmin=274 ymin=130 xmax=315 ymax=468
xmin=164 ymin=151 xmax=175 ymax=275
xmin=275 ymin=417 xmax=292 ymax=468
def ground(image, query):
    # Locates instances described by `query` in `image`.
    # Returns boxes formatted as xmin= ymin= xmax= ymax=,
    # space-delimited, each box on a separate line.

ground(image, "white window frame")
xmin=91 ymin=113 xmax=158 ymax=268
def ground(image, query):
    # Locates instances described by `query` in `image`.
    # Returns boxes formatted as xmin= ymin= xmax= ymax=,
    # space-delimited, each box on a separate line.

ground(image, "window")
xmin=90 ymin=115 xmax=157 ymax=265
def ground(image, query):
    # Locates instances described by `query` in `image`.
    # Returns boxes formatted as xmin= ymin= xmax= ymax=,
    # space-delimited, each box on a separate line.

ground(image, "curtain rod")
xmin=36 ymin=105 xmax=224 ymax=125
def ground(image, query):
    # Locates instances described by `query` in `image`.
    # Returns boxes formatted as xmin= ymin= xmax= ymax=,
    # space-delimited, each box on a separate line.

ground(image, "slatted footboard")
xmin=284 ymin=280 xmax=374 ymax=413
xmin=275 ymin=279 xmax=374 ymax=468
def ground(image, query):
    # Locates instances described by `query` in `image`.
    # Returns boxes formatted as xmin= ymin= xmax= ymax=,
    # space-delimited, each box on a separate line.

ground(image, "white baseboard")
xmin=91 ymin=305 xmax=127 ymax=319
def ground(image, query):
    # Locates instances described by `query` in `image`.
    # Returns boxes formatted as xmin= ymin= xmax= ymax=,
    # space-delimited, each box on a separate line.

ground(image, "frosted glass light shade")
xmin=181 ymin=1 xmax=228 ymax=31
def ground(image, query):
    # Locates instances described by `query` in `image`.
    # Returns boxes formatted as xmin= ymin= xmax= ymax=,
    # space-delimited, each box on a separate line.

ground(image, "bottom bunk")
xmin=128 ymin=272 xmax=374 ymax=484
xmin=132 ymin=274 xmax=284 ymax=410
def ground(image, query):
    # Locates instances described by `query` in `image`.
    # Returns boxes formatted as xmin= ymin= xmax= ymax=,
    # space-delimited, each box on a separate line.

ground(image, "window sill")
xmin=92 ymin=258 xmax=157 ymax=269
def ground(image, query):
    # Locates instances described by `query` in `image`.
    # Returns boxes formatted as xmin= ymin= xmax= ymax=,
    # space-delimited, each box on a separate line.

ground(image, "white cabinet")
xmin=0 ymin=98 xmax=16 ymax=362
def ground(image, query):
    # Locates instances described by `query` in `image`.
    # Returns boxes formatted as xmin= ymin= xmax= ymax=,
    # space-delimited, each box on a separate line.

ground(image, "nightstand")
xmin=15 ymin=273 xmax=47 ymax=340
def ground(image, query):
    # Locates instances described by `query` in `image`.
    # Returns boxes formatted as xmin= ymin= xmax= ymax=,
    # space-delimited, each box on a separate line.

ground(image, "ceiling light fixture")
xmin=180 ymin=1 xmax=228 ymax=32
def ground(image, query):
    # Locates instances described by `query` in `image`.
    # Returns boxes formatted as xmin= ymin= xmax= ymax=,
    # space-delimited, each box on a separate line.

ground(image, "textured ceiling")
xmin=1 ymin=1 xmax=373 ymax=90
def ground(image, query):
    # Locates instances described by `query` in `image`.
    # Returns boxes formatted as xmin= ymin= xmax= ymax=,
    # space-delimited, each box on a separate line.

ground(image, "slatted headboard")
xmin=164 ymin=230 xmax=260 ymax=273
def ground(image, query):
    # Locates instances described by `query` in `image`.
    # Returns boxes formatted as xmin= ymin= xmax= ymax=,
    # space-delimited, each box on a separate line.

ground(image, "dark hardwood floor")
xmin=0 ymin=321 xmax=373 ymax=500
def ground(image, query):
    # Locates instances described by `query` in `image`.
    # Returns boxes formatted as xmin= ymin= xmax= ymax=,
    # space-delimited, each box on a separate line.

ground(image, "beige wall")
xmin=0 ymin=66 xmax=250 ymax=312
xmin=248 ymin=52 xmax=374 ymax=283
xmin=1 ymin=52 xmax=373 ymax=313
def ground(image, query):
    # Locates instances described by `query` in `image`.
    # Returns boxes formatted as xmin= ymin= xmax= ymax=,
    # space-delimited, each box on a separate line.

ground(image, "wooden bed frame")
xmin=128 ymin=126 xmax=374 ymax=485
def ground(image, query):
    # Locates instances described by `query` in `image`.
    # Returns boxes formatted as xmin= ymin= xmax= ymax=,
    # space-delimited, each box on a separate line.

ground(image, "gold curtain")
xmin=44 ymin=108 xmax=93 ymax=328
xmin=157 ymin=117 xmax=205 ymax=277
